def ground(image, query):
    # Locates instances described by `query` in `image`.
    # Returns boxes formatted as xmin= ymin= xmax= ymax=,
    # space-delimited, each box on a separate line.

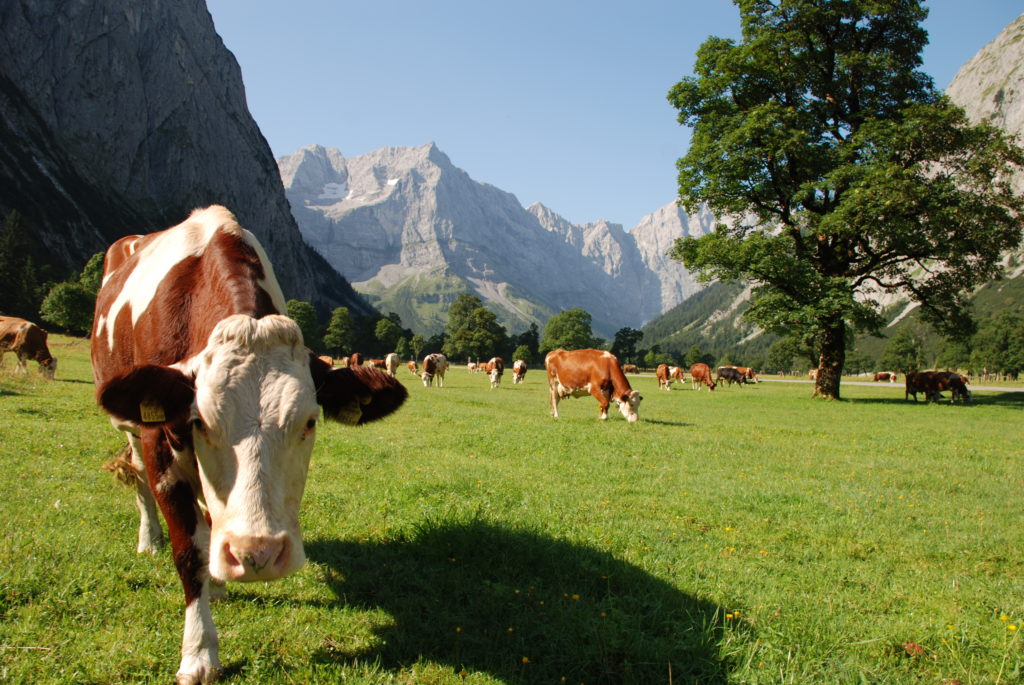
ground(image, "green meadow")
xmin=1 ymin=337 xmax=1022 ymax=684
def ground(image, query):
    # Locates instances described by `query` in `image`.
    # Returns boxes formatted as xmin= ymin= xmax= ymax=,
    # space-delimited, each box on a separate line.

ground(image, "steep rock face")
xmin=0 ymin=0 xmax=367 ymax=313
xmin=281 ymin=143 xmax=713 ymax=336
xmin=630 ymin=203 xmax=718 ymax=312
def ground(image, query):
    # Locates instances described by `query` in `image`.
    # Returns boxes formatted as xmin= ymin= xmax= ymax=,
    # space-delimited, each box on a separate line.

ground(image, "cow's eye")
xmin=302 ymin=417 xmax=317 ymax=438
xmin=192 ymin=417 xmax=205 ymax=433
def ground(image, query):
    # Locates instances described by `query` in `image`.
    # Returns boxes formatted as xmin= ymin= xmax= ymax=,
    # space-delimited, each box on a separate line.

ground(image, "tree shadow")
xmin=846 ymin=392 xmax=1024 ymax=408
xmin=306 ymin=519 xmax=735 ymax=684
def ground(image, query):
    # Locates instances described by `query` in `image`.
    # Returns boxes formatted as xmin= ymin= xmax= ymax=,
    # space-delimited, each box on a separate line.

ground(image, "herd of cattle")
xmin=0 ymin=205 xmax=981 ymax=683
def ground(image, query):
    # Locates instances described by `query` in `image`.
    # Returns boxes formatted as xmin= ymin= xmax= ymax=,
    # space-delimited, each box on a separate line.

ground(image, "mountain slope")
xmin=0 ymin=0 xmax=369 ymax=314
xmin=281 ymin=143 xmax=712 ymax=336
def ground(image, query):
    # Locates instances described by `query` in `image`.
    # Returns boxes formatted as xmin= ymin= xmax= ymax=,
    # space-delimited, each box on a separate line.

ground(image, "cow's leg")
xmin=590 ymin=387 xmax=611 ymax=420
xmin=127 ymin=432 xmax=164 ymax=554
xmin=140 ymin=428 xmax=220 ymax=685
xmin=15 ymin=351 xmax=29 ymax=374
xmin=549 ymin=384 xmax=560 ymax=418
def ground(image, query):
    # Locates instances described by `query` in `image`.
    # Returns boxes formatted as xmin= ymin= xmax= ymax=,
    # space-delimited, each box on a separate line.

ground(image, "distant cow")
xmin=689 ymin=363 xmax=716 ymax=391
xmin=467 ymin=362 xmax=479 ymax=373
xmin=349 ymin=352 xmax=364 ymax=368
xmin=873 ymin=371 xmax=897 ymax=383
xmin=484 ymin=357 xmax=504 ymax=388
xmin=407 ymin=360 xmax=418 ymax=375
xmin=808 ymin=368 xmax=819 ymax=381
xmin=734 ymin=366 xmax=759 ymax=383
xmin=89 ymin=206 xmax=406 ymax=683
xmin=512 ymin=359 xmax=527 ymax=384
xmin=622 ymin=364 xmax=639 ymax=374
xmin=422 ymin=353 xmax=449 ymax=387
xmin=385 ymin=353 xmax=399 ymax=376
xmin=656 ymin=364 xmax=672 ymax=391
xmin=0 ymin=316 xmax=57 ymax=378
xmin=670 ymin=366 xmax=686 ymax=383
xmin=368 ymin=358 xmax=386 ymax=370
xmin=545 ymin=348 xmax=642 ymax=422
xmin=716 ymin=366 xmax=748 ymax=387
xmin=317 ymin=355 xmax=335 ymax=367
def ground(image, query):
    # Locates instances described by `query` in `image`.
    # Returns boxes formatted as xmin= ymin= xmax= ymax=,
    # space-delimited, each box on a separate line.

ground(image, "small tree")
xmin=286 ymin=299 xmax=323 ymax=352
xmin=879 ymin=328 xmax=926 ymax=373
xmin=375 ymin=318 xmax=403 ymax=352
xmin=511 ymin=344 xmax=532 ymax=364
xmin=323 ymin=307 xmax=355 ymax=356
xmin=611 ymin=327 xmax=644 ymax=365
xmin=410 ymin=333 xmax=426 ymax=361
xmin=39 ymin=252 xmax=104 ymax=335
xmin=540 ymin=308 xmax=598 ymax=354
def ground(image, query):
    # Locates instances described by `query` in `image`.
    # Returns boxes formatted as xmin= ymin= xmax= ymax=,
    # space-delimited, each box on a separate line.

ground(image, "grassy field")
xmin=1 ymin=336 xmax=1022 ymax=684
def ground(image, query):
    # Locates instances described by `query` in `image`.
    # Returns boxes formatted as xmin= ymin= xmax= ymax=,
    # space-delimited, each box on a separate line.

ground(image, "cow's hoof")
xmin=176 ymin=665 xmax=221 ymax=685
xmin=177 ymin=653 xmax=221 ymax=684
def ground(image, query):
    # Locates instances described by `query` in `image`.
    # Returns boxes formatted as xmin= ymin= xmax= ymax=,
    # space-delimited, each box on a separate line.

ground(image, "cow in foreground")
xmin=422 ymin=353 xmax=448 ymax=387
xmin=690 ymin=363 xmax=716 ymax=391
xmin=485 ymin=357 xmax=504 ymax=388
xmin=0 ymin=316 xmax=57 ymax=378
xmin=545 ymin=348 xmax=642 ymax=422
xmin=90 ymin=206 xmax=407 ymax=684
xmin=512 ymin=359 xmax=527 ymax=384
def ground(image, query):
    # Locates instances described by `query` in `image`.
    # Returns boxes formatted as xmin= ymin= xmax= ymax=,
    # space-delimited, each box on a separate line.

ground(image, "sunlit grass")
xmin=1 ymin=338 xmax=1021 ymax=683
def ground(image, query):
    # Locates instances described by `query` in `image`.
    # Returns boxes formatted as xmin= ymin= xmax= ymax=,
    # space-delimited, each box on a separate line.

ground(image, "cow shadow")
xmin=849 ymin=392 xmax=1024 ymax=408
xmin=305 ymin=519 xmax=735 ymax=684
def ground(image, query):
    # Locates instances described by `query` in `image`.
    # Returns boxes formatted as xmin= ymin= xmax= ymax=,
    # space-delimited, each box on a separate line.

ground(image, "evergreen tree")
xmin=540 ymin=309 xmax=598 ymax=353
xmin=323 ymin=307 xmax=355 ymax=356
xmin=286 ymin=299 xmax=323 ymax=352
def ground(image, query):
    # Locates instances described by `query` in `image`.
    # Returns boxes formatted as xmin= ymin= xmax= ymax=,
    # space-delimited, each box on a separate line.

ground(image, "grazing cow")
xmin=422 ymin=353 xmax=448 ymax=387
xmin=349 ymin=352 xmax=363 ymax=368
xmin=407 ymin=360 xmax=418 ymax=375
xmin=317 ymin=355 xmax=335 ymax=367
xmin=873 ymin=371 xmax=897 ymax=383
xmin=808 ymin=368 xmax=819 ymax=381
xmin=512 ymin=359 xmax=528 ymax=384
xmin=906 ymin=371 xmax=970 ymax=404
xmin=384 ymin=353 xmax=399 ymax=376
xmin=0 ymin=316 xmax=57 ymax=378
xmin=484 ymin=357 xmax=504 ymax=388
xmin=670 ymin=366 xmax=686 ymax=384
xmin=545 ymin=348 xmax=642 ymax=422
xmin=716 ymin=366 xmax=748 ymax=387
xmin=689 ymin=363 xmax=716 ymax=391
xmin=467 ymin=362 xmax=479 ymax=373
xmin=656 ymin=364 xmax=672 ymax=391
xmin=368 ymin=358 xmax=387 ymax=370
xmin=622 ymin=364 xmax=639 ymax=374
xmin=89 ymin=206 xmax=407 ymax=684
xmin=734 ymin=366 xmax=759 ymax=383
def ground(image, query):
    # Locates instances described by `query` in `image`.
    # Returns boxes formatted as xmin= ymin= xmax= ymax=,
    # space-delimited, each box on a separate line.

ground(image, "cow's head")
xmin=615 ymin=389 xmax=642 ymax=422
xmin=97 ymin=314 xmax=406 ymax=583
xmin=40 ymin=356 xmax=57 ymax=379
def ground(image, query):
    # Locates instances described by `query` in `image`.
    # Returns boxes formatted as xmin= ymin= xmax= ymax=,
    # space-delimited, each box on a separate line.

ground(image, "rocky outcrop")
xmin=280 ymin=143 xmax=715 ymax=336
xmin=0 ymin=0 xmax=368 ymax=314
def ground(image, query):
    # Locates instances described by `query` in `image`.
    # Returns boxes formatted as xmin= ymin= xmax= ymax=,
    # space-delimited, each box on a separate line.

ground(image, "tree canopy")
xmin=443 ymin=293 xmax=507 ymax=360
xmin=540 ymin=308 xmax=599 ymax=354
xmin=668 ymin=0 xmax=1024 ymax=399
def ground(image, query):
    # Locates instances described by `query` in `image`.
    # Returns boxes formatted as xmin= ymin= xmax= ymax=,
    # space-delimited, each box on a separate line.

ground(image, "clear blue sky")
xmin=207 ymin=1 xmax=1022 ymax=230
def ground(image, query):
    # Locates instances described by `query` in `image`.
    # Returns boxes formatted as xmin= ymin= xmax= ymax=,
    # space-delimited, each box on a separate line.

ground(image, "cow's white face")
xmin=615 ymin=390 xmax=642 ymax=423
xmin=188 ymin=315 xmax=317 ymax=583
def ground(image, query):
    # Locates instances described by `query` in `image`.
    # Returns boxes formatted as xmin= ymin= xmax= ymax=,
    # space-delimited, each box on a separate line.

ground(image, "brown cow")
xmin=689 ymin=363 xmax=716 ymax=391
xmin=656 ymin=363 xmax=672 ymax=391
xmin=733 ymin=366 xmax=759 ymax=383
xmin=0 ymin=316 xmax=57 ymax=378
xmin=90 ymin=206 xmax=406 ymax=683
xmin=512 ymin=359 xmax=528 ymax=384
xmin=349 ymin=352 xmax=364 ymax=368
xmin=906 ymin=371 xmax=970 ymax=404
xmin=407 ymin=360 xmax=419 ymax=375
xmin=484 ymin=357 xmax=504 ymax=388
xmin=317 ymin=355 xmax=335 ymax=367
xmin=622 ymin=364 xmax=639 ymax=374
xmin=545 ymin=349 xmax=642 ymax=422
xmin=422 ymin=353 xmax=448 ymax=387
xmin=873 ymin=371 xmax=897 ymax=383
xmin=670 ymin=366 xmax=686 ymax=383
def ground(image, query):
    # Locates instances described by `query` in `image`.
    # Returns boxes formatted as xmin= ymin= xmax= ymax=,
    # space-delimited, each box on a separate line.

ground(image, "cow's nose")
xmin=222 ymin=534 xmax=290 ymax=580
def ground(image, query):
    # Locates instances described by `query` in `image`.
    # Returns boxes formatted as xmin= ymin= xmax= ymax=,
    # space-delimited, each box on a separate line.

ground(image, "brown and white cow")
xmin=349 ymin=352 xmax=364 ymax=368
xmin=484 ymin=356 xmax=504 ymax=388
xmin=873 ymin=371 xmax=897 ymax=383
xmin=0 ymin=316 xmax=57 ymax=378
xmin=670 ymin=366 xmax=686 ymax=384
xmin=385 ymin=352 xmax=400 ymax=376
xmin=734 ymin=366 xmax=759 ymax=383
xmin=622 ymin=364 xmax=639 ymax=374
xmin=545 ymin=349 xmax=642 ymax=422
xmin=689 ymin=363 xmax=716 ymax=391
xmin=467 ymin=361 xmax=479 ymax=373
xmin=905 ymin=370 xmax=970 ymax=404
xmin=90 ymin=206 xmax=406 ymax=684
xmin=407 ymin=360 xmax=419 ymax=375
xmin=656 ymin=363 xmax=672 ymax=391
xmin=421 ymin=352 xmax=448 ymax=387
xmin=512 ymin=359 xmax=528 ymax=384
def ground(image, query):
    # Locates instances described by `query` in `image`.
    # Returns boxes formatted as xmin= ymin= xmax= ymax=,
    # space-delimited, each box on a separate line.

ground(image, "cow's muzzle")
xmin=218 ymin=532 xmax=300 ymax=581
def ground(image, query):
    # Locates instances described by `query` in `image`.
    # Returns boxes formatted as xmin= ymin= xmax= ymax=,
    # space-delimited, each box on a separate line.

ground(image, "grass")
xmin=1 ymin=337 xmax=1022 ymax=684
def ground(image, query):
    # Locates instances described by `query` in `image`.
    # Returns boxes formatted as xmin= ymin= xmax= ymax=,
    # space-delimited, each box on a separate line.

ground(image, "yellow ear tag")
xmin=139 ymin=397 xmax=166 ymax=423
xmin=336 ymin=400 xmax=363 ymax=426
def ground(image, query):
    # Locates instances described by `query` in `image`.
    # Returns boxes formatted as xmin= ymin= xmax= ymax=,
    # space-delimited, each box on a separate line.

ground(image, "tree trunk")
xmin=813 ymin=320 xmax=846 ymax=400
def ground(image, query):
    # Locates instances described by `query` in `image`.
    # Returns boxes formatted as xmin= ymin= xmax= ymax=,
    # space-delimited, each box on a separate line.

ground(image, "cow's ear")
xmin=98 ymin=365 xmax=195 ymax=425
xmin=311 ymin=357 xmax=407 ymax=425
